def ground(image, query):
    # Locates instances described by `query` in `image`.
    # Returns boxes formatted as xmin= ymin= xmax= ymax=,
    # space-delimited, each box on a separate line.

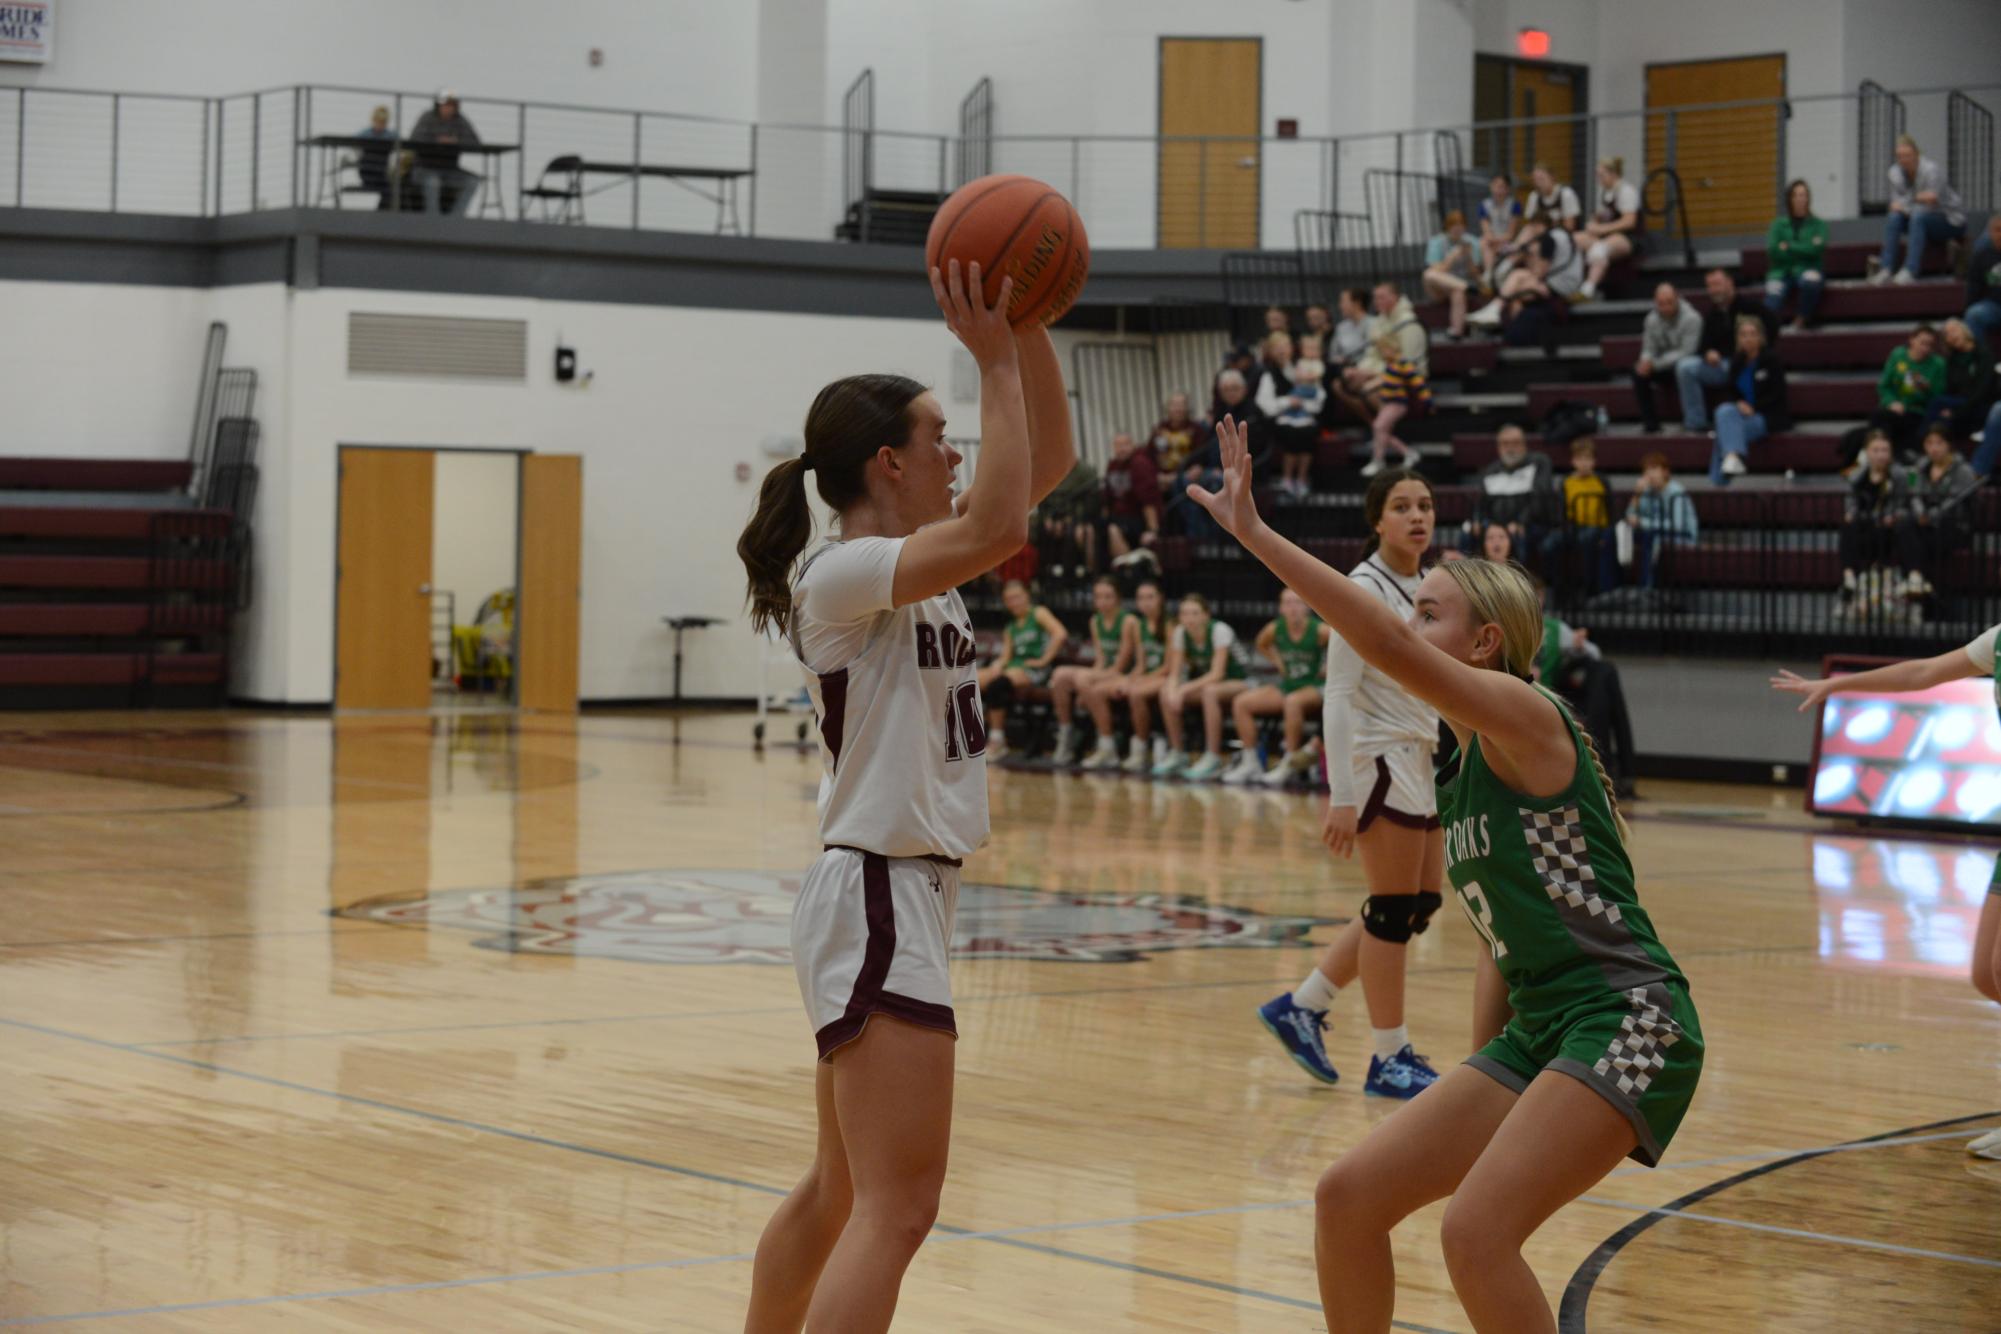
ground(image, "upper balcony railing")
xmin=0 ymin=80 xmax=1993 ymax=249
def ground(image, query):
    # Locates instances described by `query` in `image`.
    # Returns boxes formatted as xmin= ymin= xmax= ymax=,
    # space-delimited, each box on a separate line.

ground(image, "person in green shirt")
xmin=1151 ymin=592 xmax=1249 ymax=777
xmin=975 ymin=579 xmax=1067 ymax=762
xmin=1084 ymin=579 xmax=1173 ymax=772
xmin=1049 ymin=576 xmax=1139 ymax=767
xmin=1186 ymin=415 xmax=1703 ymax=1332
xmin=1870 ymin=324 xmax=1947 ymax=457
xmin=1771 ymin=630 xmax=2001 ymax=1162
xmin=1763 ymin=179 xmax=1828 ymax=329
xmin=1211 ymin=587 xmax=1332 ymax=783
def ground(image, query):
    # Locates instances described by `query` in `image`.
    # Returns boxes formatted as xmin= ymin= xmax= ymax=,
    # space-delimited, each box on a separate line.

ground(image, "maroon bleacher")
xmin=1601 ymin=326 xmax=1908 ymax=373
xmin=1526 ymin=377 xmax=1875 ymax=424
xmin=1452 ymin=431 xmax=1847 ymax=474
xmin=1738 ymin=240 xmax=1955 ymax=282
xmin=0 ymin=458 xmax=194 ymax=491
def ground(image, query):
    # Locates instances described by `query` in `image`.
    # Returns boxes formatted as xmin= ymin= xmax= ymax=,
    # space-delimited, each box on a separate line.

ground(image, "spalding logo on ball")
xmin=926 ymin=174 xmax=1090 ymax=327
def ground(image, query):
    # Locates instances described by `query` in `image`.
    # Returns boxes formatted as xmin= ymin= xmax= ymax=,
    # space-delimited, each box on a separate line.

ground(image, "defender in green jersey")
xmin=1050 ymin=576 xmax=1141 ymax=767
xmin=1773 ymin=628 xmax=2001 ymax=1161
xmin=1186 ymin=413 xmax=1703 ymax=1331
xmin=975 ymin=579 xmax=1067 ymax=762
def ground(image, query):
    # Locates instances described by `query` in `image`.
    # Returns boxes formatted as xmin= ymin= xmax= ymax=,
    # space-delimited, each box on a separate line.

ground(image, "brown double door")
xmin=1158 ymin=37 xmax=1261 ymax=249
xmin=1646 ymin=55 xmax=1786 ymax=236
xmin=335 ymin=448 xmax=581 ymax=712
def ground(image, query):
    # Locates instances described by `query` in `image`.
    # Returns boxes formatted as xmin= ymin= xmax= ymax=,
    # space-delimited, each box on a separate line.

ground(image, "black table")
xmin=299 ymin=135 xmax=520 ymax=219
xmin=572 ymin=161 xmax=750 ymax=234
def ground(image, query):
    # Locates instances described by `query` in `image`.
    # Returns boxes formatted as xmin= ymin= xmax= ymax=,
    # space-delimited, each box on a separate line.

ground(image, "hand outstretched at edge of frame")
xmin=1186 ymin=414 xmax=1263 ymax=540
xmin=1769 ymin=668 xmax=1835 ymax=713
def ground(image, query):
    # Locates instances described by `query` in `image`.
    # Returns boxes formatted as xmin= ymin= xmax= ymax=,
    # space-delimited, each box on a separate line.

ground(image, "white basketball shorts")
xmin=1353 ymin=739 xmax=1440 ymax=832
xmin=794 ymin=845 xmax=960 ymax=1061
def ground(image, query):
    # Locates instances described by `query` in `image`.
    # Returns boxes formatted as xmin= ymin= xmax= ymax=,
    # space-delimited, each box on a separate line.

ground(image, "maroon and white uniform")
xmin=1322 ymin=553 xmax=1441 ymax=832
xmin=786 ymin=536 xmax=988 ymax=1060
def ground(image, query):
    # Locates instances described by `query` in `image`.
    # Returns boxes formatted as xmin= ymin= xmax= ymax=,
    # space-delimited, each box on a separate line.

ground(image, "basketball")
xmin=925 ymin=174 xmax=1090 ymax=327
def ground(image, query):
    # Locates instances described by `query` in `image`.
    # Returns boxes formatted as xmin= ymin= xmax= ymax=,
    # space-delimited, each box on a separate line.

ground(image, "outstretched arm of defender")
xmin=1770 ymin=652 xmax=1981 ymax=713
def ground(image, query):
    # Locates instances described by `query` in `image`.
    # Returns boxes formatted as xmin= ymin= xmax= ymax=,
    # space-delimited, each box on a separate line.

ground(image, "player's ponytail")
xmin=738 ymin=373 xmax=928 ymax=637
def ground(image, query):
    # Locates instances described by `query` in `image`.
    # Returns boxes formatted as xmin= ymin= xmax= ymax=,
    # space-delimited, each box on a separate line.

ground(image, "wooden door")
xmin=1647 ymin=55 xmax=1786 ymax=236
xmin=517 ymin=454 xmax=582 ymax=713
xmin=1158 ymin=38 xmax=1261 ymax=249
xmin=1512 ymin=66 xmax=1579 ymax=191
xmin=336 ymin=448 xmax=435 ymax=711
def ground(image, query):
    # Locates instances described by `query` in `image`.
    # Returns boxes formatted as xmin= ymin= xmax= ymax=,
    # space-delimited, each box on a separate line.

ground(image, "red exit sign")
xmin=1517 ymin=28 xmax=1551 ymax=58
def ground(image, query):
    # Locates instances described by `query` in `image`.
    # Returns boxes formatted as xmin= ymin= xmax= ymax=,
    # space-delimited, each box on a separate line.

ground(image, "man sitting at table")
xmin=408 ymin=90 xmax=481 ymax=216
xmin=355 ymin=105 xmax=395 ymax=209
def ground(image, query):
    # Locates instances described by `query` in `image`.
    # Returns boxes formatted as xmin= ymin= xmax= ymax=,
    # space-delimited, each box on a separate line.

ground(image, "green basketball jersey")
xmin=1091 ymin=609 xmax=1136 ymax=666
xmin=1139 ymin=616 xmax=1167 ymax=672
xmin=1273 ymin=614 xmax=1323 ymax=693
xmin=1006 ymin=610 xmax=1050 ymax=664
xmin=1179 ymin=621 xmax=1248 ymax=680
xmin=1438 ymin=684 xmax=1685 ymax=1032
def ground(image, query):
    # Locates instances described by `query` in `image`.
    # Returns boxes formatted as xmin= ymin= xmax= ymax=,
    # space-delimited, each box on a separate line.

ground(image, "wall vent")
xmin=346 ymin=313 xmax=528 ymax=380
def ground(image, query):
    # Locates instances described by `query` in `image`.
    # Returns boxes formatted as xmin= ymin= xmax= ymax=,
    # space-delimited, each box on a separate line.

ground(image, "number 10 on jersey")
xmin=944 ymin=681 xmax=987 ymax=761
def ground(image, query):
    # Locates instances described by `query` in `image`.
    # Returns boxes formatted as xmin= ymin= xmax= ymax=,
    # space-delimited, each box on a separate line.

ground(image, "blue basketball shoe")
xmin=1256 ymin=992 xmax=1340 ymax=1085
xmin=1364 ymin=1045 xmax=1440 ymax=1099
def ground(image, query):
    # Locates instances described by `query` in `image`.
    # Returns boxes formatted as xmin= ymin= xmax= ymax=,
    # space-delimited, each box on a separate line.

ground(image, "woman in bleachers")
xmin=1210 ymin=588 xmax=1331 ymax=784
xmin=1090 ymin=579 xmax=1172 ymax=773
xmin=1926 ymin=318 xmax=1995 ymax=441
xmin=975 ymin=578 xmax=1067 ymax=762
xmin=1481 ymin=522 xmax=1515 ymax=563
xmin=1049 ymin=576 xmax=1139 ymax=768
xmin=1709 ymin=316 xmax=1790 ymax=486
xmin=1837 ymin=430 xmax=1909 ymax=615
xmin=1576 ymin=157 xmax=1641 ymax=303
xmin=1151 ymin=593 xmax=1249 ymax=778
xmin=1864 ymin=324 xmax=1946 ymax=460
xmin=1477 ymin=172 xmax=1522 ymax=286
xmin=1423 ymin=210 xmax=1479 ymax=340
xmin=1897 ymin=425 xmax=1981 ymax=601
xmin=1763 ymin=180 xmax=1828 ymax=330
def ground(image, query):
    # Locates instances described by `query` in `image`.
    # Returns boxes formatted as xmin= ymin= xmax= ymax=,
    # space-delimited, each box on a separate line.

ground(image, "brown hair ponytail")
xmin=737 ymin=373 xmax=928 ymax=636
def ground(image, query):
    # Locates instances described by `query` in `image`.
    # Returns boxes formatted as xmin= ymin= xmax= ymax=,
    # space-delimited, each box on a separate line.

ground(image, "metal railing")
xmin=957 ymin=77 xmax=992 ymax=190
xmin=1948 ymin=90 xmax=1995 ymax=216
xmin=2 ymin=80 xmax=1995 ymax=249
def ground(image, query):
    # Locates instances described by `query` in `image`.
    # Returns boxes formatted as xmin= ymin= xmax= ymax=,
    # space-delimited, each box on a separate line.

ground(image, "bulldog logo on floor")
xmin=333 ymin=869 xmax=1339 ymax=964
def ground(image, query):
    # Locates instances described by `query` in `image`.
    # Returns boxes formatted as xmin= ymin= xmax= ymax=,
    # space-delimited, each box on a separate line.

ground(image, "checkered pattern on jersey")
xmin=1519 ymin=805 xmax=1623 ymax=925
xmin=1593 ymin=986 xmax=1684 ymax=1098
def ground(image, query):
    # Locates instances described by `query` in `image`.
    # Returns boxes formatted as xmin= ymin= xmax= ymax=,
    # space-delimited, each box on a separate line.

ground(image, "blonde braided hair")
xmin=1435 ymin=559 xmax=1630 ymax=843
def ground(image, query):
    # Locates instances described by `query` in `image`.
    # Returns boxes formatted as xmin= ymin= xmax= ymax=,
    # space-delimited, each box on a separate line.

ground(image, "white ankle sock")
xmin=1372 ymin=1025 xmax=1409 ymax=1061
xmin=1292 ymin=970 xmax=1338 ymax=1011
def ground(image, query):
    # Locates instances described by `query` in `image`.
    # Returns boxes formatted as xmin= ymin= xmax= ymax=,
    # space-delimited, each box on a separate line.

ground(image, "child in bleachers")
xmin=1360 ymin=332 xmax=1429 ymax=479
xmin=1271 ymin=336 xmax=1328 ymax=499
xmin=1540 ymin=436 xmax=1611 ymax=594
xmin=1619 ymin=452 xmax=1699 ymax=590
xmin=975 ymin=579 xmax=1068 ymax=762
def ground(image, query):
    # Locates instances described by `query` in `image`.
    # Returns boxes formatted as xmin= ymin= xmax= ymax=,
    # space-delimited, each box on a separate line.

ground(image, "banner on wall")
xmin=0 ymin=1 xmax=53 ymax=64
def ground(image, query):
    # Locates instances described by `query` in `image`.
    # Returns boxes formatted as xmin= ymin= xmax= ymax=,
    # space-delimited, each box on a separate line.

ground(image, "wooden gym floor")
xmin=2 ymin=709 xmax=1997 ymax=1331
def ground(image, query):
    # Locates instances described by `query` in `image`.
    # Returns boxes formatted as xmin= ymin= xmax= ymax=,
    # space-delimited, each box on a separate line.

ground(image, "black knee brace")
xmin=1360 ymin=891 xmax=1445 ymax=943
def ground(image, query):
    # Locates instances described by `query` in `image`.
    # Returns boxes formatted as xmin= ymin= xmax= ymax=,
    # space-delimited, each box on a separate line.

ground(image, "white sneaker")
xmin=1467 ymin=299 xmax=1504 ymax=327
xmin=1360 ymin=458 xmax=1385 ymax=478
xmin=1721 ymin=452 xmax=1747 ymax=476
xmin=1120 ymin=743 xmax=1152 ymax=774
xmin=1051 ymin=726 xmax=1078 ymax=766
xmin=1575 ymin=282 xmax=1597 ymax=302
xmin=1906 ymin=569 xmax=1933 ymax=598
xmin=1866 ymin=262 xmax=1891 ymax=286
xmin=1151 ymin=749 xmax=1190 ymax=778
xmin=1152 ymin=735 xmax=1171 ymax=767
xmin=1256 ymin=755 xmax=1295 ymax=786
xmin=1220 ymin=752 xmax=1264 ymax=784
xmin=987 ymin=737 xmax=1010 ymax=763
xmin=1892 ymin=268 xmax=1916 ymax=286
xmin=1079 ymin=737 xmax=1120 ymax=770
xmin=1968 ymin=1127 xmax=2001 ymax=1160
xmin=1182 ymin=751 xmax=1225 ymax=782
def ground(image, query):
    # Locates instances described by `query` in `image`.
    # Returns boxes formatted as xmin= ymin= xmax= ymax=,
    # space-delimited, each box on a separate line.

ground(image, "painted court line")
xmin=1575 ymin=1195 xmax=2001 ymax=1269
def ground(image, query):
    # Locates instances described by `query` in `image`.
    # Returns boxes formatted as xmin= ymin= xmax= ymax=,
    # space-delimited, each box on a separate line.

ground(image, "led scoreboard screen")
xmin=1808 ymin=655 xmax=2001 ymax=830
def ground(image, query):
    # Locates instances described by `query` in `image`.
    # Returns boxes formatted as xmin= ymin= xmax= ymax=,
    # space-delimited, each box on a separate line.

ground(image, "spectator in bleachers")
xmin=1098 ymin=431 xmax=1160 ymax=572
xmin=1209 ymin=368 xmax=1266 ymax=462
xmin=1422 ymin=210 xmax=1479 ymax=339
xmin=1838 ymin=430 xmax=1907 ymax=612
xmin=1469 ymin=226 xmax=1582 ymax=335
xmin=1303 ymin=301 xmax=1334 ymax=346
xmin=1263 ymin=305 xmax=1294 ymax=339
xmin=1676 ymin=269 xmax=1776 ymax=432
xmin=1710 ymin=317 xmax=1791 ymax=485
xmin=1621 ymin=452 xmax=1698 ymax=589
xmin=1540 ymin=436 xmax=1610 ymax=593
xmin=1334 ymin=282 xmax=1427 ymax=420
xmin=1093 ymin=579 xmax=1171 ymax=772
xmin=1461 ymin=423 xmax=1554 ymax=555
xmin=1976 ymin=402 xmax=2001 ymax=479
xmin=1630 ymin=282 xmax=1703 ymax=434
xmin=1866 ymin=324 xmax=1947 ymax=459
xmin=1361 ymin=332 xmax=1428 ymax=479
xmin=1149 ymin=392 xmax=1211 ymax=476
xmin=1519 ymin=161 xmax=1582 ymax=243
xmin=1478 ymin=172 xmax=1523 ymax=284
xmin=1330 ymin=287 xmax=1372 ymax=367
xmin=1929 ymin=318 xmax=1995 ymax=440
xmin=1576 ymin=157 xmax=1642 ymax=303
xmin=1263 ymin=335 xmax=1328 ymax=499
xmin=1034 ymin=454 xmax=1099 ymax=577
xmin=1481 ymin=522 xmax=1515 ymax=562
xmin=409 ymin=90 xmax=483 ymax=216
xmin=1153 ymin=593 xmax=1249 ymax=778
xmin=1872 ymin=136 xmax=1965 ymax=286
xmin=1964 ymin=213 xmax=2001 ymax=349
xmin=1051 ymin=575 xmax=1139 ymax=768
xmin=1534 ymin=594 xmax=1638 ymax=797
xmin=1763 ymin=180 xmax=1828 ymax=330
xmin=976 ymin=580 xmax=1068 ymax=762
xmin=1898 ymin=424 xmax=1980 ymax=600
xmin=1216 ymin=588 xmax=1331 ymax=784
xmin=355 ymin=105 xmax=395 ymax=207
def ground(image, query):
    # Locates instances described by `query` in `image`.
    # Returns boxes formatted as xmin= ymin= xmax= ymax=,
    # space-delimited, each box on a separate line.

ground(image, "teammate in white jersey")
xmin=1771 ymin=626 xmax=2001 ymax=1161
xmin=1258 ymin=468 xmax=1450 ymax=1097
xmin=737 ymin=261 xmax=1076 ymax=1333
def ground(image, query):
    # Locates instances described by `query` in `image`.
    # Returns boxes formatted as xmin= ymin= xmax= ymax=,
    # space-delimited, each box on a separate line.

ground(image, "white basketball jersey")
xmin=1325 ymin=554 xmax=1440 ymax=752
xmin=788 ymin=537 xmax=990 ymax=860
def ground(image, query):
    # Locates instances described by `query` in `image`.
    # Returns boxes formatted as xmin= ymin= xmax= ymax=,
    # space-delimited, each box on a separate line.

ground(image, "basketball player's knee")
xmin=1973 ymin=957 xmax=2001 ymax=1003
xmin=1438 ymin=1198 xmax=1509 ymax=1275
xmin=797 ymin=1164 xmax=854 ymax=1228
xmin=854 ymin=1187 xmax=940 ymax=1251
xmin=1315 ymin=1159 xmax=1397 ymax=1233
xmin=1360 ymin=891 xmax=1444 ymax=943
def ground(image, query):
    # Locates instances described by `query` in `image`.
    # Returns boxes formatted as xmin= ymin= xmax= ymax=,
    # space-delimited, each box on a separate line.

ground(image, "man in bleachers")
xmin=1099 ymin=431 xmax=1161 ymax=572
xmin=1675 ymin=269 xmax=1777 ymax=432
xmin=1871 ymin=135 xmax=1965 ymax=287
xmin=1631 ymin=283 xmax=1702 ymax=434
xmin=409 ymin=90 xmax=483 ymax=216
xmin=355 ymin=105 xmax=395 ymax=208
xmin=1148 ymin=393 xmax=1211 ymax=476
xmin=1964 ymin=212 xmax=2001 ymax=350
xmin=1333 ymin=282 xmax=1427 ymax=422
xmin=1460 ymin=423 xmax=1555 ymax=557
